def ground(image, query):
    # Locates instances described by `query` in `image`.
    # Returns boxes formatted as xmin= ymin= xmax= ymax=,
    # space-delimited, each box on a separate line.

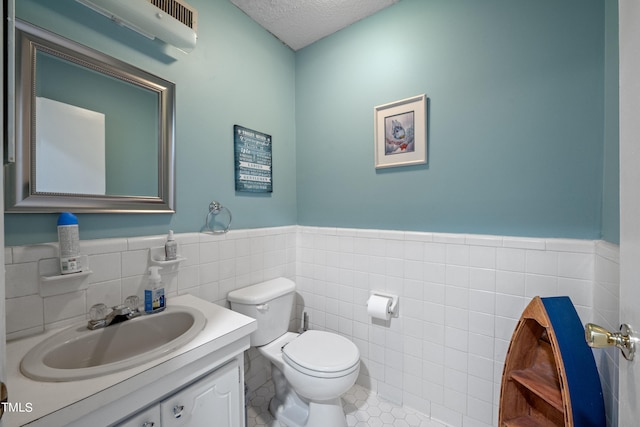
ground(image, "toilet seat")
xmin=282 ymin=330 xmax=360 ymax=379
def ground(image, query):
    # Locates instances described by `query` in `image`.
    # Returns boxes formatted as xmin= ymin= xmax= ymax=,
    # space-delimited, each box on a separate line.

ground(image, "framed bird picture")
xmin=374 ymin=94 xmax=427 ymax=169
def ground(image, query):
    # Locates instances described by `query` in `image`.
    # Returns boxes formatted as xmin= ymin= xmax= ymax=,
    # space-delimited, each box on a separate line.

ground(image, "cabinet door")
xmin=116 ymin=404 xmax=161 ymax=427
xmin=161 ymin=360 xmax=242 ymax=427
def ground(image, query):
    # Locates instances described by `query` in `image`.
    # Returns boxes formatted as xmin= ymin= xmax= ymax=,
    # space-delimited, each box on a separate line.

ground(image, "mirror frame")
xmin=5 ymin=20 xmax=176 ymax=213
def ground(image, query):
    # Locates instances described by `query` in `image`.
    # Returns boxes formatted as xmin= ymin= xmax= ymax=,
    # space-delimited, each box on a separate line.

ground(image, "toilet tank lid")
xmin=227 ymin=277 xmax=296 ymax=304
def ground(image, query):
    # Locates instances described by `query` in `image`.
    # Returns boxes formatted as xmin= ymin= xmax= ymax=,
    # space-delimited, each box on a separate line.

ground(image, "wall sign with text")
xmin=234 ymin=125 xmax=272 ymax=193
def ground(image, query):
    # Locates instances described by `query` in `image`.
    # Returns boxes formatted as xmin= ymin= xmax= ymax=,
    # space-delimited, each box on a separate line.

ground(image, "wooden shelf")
xmin=509 ymin=369 xmax=563 ymax=412
xmin=509 ymin=338 xmax=563 ymax=413
xmin=499 ymin=296 xmax=606 ymax=427
xmin=503 ymin=415 xmax=561 ymax=427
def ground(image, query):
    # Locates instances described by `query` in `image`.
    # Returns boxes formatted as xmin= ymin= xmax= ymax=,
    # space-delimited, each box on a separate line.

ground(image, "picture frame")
xmin=234 ymin=125 xmax=273 ymax=193
xmin=374 ymin=94 xmax=427 ymax=169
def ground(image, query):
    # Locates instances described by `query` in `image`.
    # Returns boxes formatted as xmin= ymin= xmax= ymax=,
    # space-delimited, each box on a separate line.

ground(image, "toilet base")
xmin=304 ymin=398 xmax=347 ymax=427
xmin=269 ymin=380 xmax=308 ymax=426
xmin=268 ymin=363 xmax=348 ymax=427
xmin=269 ymin=394 xmax=347 ymax=427
xmin=269 ymin=395 xmax=308 ymax=427
xmin=269 ymin=363 xmax=308 ymax=427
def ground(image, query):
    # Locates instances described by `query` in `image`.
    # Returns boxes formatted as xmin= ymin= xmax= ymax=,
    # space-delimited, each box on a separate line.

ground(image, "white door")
xmin=0 ymin=0 xmax=7 ymax=425
xmin=618 ymin=2 xmax=640 ymax=425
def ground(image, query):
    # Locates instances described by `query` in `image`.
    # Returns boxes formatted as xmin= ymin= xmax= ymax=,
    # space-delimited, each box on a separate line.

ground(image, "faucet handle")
xmin=124 ymin=295 xmax=141 ymax=311
xmin=89 ymin=303 xmax=108 ymax=321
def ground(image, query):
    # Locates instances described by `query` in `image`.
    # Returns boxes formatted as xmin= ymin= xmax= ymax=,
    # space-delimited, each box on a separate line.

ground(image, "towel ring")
xmin=205 ymin=201 xmax=232 ymax=234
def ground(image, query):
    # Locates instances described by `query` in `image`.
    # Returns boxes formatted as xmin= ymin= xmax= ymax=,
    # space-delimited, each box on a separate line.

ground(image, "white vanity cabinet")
xmin=6 ymin=295 xmax=257 ymax=427
xmin=118 ymin=359 xmax=242 ymax=427
xmin=117 ymin=405 xmax=160 ymax=427
xmin=161 ymin=359 xmax=242 ymax=427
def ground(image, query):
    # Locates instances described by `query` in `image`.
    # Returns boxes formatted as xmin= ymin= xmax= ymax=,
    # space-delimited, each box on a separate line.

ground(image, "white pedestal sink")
xmin=21 ymin=305 xmax=206 ymax=382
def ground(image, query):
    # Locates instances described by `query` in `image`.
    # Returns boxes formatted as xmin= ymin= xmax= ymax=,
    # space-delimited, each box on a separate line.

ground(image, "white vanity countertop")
xmin=5 ymin=294 xmax=257 ymax=427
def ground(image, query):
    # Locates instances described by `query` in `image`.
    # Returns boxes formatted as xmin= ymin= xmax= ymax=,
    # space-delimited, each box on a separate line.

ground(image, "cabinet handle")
xmin=173 ymin=404 xmax=185 ymax=418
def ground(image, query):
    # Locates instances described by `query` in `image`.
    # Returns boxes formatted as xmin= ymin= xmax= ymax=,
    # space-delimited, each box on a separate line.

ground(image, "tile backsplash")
xmin=4 ymin=226 xmax=620 ymax=427
xmin=4 ymin=226 xmax=297 ymax=340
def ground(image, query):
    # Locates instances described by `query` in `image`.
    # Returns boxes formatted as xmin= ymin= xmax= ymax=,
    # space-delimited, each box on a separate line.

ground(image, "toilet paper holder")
xmin=367 ymin=292 xmax=399 ymax=318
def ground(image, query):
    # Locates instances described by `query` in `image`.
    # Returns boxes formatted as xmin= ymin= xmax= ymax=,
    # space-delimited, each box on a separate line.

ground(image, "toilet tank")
xmin=227 ymin=277 xmax=296 ymax=346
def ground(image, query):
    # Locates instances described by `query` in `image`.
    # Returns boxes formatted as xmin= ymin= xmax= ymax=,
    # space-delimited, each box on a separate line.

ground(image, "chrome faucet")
xmin=88 ymin=296 xmax=142 ymax=330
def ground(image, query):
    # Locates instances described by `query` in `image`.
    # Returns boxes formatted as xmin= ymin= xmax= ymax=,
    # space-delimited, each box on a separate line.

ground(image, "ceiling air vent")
xmin=148 ymin=0 xmax=197 ymax=32
xmin=76 ymin=0 xmax=198 ymax=53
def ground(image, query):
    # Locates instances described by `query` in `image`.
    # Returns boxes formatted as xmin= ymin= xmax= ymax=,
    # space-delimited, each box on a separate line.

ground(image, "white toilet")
xmin=228 ymin=277 xmax=360 ymax=427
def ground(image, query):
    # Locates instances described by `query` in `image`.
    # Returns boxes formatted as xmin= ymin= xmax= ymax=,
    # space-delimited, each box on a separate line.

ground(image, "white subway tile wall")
xmin=4 ymin=226 xmax=619 ymax=427
xmin=294 ymin=227 xmax=618 ymax=427
xmin=4 ymin=227 xmax=297 ymax=340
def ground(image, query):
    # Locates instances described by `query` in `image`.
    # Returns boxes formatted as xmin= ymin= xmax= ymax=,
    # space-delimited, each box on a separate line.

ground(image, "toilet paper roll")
xmin=367 ymin=295 xmax=392 ymax=321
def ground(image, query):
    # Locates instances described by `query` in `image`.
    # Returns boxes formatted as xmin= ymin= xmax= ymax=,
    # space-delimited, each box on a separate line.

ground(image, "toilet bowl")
xmin=227 ymin=278 xmax=360 ymax=427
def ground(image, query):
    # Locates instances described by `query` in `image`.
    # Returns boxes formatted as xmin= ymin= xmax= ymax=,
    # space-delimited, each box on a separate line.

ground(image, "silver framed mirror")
xmin=5 ymin=19 xmax=176 ymax=213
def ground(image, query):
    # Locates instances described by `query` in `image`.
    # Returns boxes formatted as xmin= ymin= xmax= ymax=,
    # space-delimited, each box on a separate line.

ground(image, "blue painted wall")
xmin=6 ymin=0 xmax=297 ymax=246
xmin=6 ymin=0 xmax=619 ymax=245
xmin=295 ymin=0 xmax=613 ymax=240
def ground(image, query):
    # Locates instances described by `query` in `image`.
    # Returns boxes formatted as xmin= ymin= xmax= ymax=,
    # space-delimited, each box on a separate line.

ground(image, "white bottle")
xmin=165 ymin=230 xmax=177 ymax=261
xmin=145 ymin=266 xmax=166 ymax=314
xmin=57 ymin=212 xmax=81 ymax=274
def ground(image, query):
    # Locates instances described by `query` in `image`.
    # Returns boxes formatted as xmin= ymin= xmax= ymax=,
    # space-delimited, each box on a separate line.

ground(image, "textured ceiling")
xmin=229 ymin=0 xmax=400 ymax=51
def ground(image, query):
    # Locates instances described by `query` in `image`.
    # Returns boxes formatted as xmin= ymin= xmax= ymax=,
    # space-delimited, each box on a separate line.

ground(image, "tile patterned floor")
xmin=247 ymin=381 xmax=446 ymax=427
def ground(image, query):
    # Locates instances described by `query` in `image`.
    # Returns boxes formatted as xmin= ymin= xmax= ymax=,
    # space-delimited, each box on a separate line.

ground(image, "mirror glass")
xmin=6 ymin=20 xmax=175 ymax=213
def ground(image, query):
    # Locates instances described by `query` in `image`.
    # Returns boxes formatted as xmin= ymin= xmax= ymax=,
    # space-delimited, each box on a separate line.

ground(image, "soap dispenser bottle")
xmin=57 ymin=212 xmax=82 ymax=274
xmin=165 ymin=230 xmax=177 ymax=261
xmin=145 ymin=266 xmax=166 ymax=314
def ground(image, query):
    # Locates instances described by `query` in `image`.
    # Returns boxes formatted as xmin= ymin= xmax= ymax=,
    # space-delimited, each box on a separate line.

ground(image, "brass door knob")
xmin=585 ymin=323 xmax=636 ymax=361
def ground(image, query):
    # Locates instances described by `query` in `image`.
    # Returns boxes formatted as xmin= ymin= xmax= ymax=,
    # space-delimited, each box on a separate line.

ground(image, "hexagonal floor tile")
xmin=246 ymin=381 xmax=446 ymax=427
